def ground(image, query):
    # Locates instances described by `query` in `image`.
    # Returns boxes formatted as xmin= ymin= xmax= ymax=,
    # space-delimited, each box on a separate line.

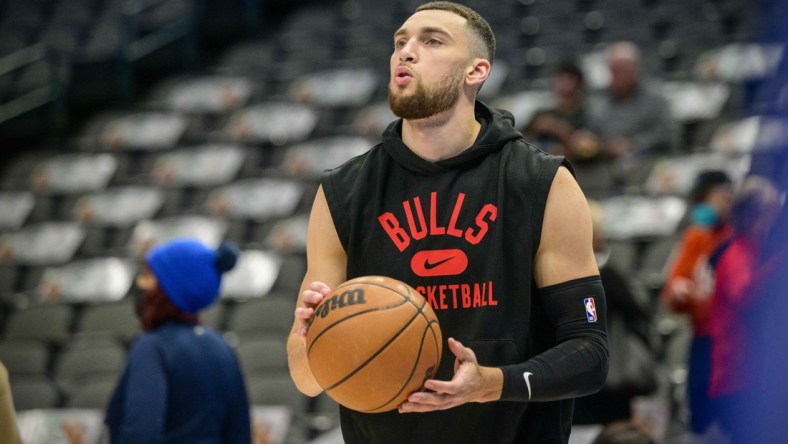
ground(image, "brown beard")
xmin=388 ymin=66 xmax=465 ymax=120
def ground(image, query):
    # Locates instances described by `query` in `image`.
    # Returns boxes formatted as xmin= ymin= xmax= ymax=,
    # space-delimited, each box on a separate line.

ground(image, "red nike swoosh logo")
xmin=411 ymin=249 xmax=468 ymax=277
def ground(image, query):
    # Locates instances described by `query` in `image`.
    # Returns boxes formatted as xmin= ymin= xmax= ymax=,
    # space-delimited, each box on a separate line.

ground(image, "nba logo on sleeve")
xmin=584 ymin=297 xmax=597 ymax=323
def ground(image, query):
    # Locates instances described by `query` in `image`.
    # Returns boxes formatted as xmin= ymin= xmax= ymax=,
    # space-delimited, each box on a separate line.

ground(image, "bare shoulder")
xmin=307 ymin=186 xmax=337 ymax=242
xmin=534 ymin=166 xmax=598 ymax=287
xmin=304 ymin=185 xmax=347 ymax=289
xmin=546 ymin=167 xmax=588 ymax=220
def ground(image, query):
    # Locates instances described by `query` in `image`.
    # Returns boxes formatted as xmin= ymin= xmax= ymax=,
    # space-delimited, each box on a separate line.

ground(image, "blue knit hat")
xmin=146 ymin=238 xmax=240 ymax=313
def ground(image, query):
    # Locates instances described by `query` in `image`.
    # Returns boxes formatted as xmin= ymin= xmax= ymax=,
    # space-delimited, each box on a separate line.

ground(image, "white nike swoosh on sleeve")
xmin=523 ymin=372 xmax=533 ymax=400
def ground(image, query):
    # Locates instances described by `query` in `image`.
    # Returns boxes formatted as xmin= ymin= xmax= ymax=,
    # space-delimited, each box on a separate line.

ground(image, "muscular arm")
xmin=500 ymin=166 xmax=608 ymax=401
xmin=534 ymin=166 xmax=600 ymax=287
xmin=287 ymin=185 xmax=347 ymax=396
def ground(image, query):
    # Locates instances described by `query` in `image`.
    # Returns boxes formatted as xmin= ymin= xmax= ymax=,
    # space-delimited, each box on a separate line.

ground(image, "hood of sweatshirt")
xmin=381 ymin=100 xmax=524 ymax=175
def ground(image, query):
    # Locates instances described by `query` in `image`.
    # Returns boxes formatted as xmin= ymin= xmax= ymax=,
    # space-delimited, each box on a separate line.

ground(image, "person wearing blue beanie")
xmin=146 ymin=238 xmax=240 ymax=313
xmin=106 ymin=238 xmax=252 ymax=444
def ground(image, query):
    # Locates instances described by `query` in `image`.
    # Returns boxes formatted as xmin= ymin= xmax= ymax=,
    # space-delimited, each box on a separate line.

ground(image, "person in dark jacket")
xmin=525 ymin=61 xmax=604 ymax=162
xmin=106 ymin=238 xmax=251 ymax=444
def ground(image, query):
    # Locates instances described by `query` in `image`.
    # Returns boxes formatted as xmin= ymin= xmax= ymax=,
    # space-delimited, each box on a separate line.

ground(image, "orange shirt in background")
xmin=661 ymin=224 xmax=732 ymax=336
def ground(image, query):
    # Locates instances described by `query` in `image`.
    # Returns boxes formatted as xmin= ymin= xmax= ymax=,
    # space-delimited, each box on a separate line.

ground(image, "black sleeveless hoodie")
xmin=321 ymin=101 xmax=573 ymax=444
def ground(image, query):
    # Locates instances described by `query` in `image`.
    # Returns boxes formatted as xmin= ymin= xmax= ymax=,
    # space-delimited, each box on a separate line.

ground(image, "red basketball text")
xmin=415 ymin=280 xmax=498 ymax=311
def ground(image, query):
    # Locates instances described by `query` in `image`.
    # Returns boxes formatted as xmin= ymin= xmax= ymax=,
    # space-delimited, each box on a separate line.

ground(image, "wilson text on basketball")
xmin=315 ymin=289 xmax=367 ymax=319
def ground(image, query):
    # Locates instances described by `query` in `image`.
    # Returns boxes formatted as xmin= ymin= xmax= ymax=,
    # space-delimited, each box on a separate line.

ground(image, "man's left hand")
xmin=398 ymin=338 xmax=503 ymax=413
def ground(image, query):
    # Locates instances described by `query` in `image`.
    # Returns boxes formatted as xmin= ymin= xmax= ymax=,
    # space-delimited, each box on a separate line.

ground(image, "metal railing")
xmin=0 ymin=0 xmax=265 ymax=129
xmin=118 ymin=0 xmax=200 ymax=103
xmin=0 ymin=44 xmax=65 ymax=132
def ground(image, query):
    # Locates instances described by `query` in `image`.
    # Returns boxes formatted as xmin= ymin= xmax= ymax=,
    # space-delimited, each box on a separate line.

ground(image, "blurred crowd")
xmin=520 ymin=24 xmax=787 ymax=443
xmin=0 ymin=0 xmax=786 ymax=443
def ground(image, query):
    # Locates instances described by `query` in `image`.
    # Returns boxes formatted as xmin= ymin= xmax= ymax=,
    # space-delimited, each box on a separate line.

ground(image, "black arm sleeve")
xmin=499 ymin=276 xmax=609 ymax=402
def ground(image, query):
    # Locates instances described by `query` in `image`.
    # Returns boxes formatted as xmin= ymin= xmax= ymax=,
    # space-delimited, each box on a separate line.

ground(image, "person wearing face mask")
xmin=661 ymin=170 xmax=733 ymax=436
xmin=105 ymin=238 xmax=251 ymax=444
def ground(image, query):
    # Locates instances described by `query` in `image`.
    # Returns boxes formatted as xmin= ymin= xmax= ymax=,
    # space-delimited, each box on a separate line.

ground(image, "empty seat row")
xmin=4 ymin=334 xmax=301 ymax=411
xmin=1 ymin=290 xmax=297 ymax=343
xmin=1 ymin=297 xmax=300 ymax=412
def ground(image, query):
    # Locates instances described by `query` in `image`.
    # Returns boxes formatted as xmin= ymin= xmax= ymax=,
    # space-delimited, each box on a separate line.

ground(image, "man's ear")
xmin=466 ymin=58 xmax=491 ymax=89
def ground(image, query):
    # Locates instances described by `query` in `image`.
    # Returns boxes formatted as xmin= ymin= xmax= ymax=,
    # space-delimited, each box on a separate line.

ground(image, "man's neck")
xmin=401 ymin=100 xmax=481 ymax=163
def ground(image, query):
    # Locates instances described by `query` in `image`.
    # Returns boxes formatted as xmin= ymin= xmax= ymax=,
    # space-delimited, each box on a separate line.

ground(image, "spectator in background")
xmin=725 ymin=3 xmax=788 ymax=439
xmin=660 ymin=170 xmax=733 ymax=435
xmin=739 ymin=196 xmax=788 ymax=443
xmin=589 ymin=42 xmax=677 ymax=159
xmin=574 ymin=201 xmax=656 ymax=425
xmin=0 ymin=361 xmax=22 ymax=444
xmin=707 ymin=176 xmax=781 ymax=443
xmin=525 ymin=61 xmax=603 ymax=162
xmin=106 ymin=239 xmax=252 ymax=444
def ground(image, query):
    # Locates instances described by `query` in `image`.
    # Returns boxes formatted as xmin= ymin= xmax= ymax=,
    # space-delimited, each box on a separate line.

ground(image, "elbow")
xmin=296 ymin=384 xmax=323 ymax=398
xmin=292 ymin=374 xmax=324 ymax=398
xmin=572 ymin=334 xmax=608 ymax=396
xmin=591 ymin=349 xmax=610 ymax=394
xmin=574 ymin=356 xmax=608 ymax=399
xmin=287 ymin=359 xmax=324 ymax=397
xmin=287 ymin=342 xmax=324 ymax=397
xmin=588 ymin=337 xmax=610 ymax=394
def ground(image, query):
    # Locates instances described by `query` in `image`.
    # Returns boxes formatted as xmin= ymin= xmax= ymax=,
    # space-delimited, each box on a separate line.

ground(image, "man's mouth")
xmin=394 ymin=67 xmax=413 ymax=85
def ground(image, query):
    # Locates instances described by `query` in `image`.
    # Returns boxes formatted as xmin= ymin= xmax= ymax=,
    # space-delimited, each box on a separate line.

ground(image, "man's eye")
xmin=394 ymin=40 xmax=406 ymax=49
xmin=425 ymin=39 xmax=442 ymax=45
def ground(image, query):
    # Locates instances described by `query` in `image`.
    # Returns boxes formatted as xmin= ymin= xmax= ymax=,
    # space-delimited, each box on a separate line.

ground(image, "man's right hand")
xmin=295 ymin=281 xmax=332 ymax=343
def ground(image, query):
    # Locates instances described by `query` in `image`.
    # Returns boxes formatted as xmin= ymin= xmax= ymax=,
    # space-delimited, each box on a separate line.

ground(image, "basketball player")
xmin=287 ymin=2 xmax=608 ymax=443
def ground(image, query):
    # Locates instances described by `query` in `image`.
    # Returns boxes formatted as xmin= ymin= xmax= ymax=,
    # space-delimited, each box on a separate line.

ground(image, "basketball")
xmin=305 ymin=275 xmax=442 ymax=413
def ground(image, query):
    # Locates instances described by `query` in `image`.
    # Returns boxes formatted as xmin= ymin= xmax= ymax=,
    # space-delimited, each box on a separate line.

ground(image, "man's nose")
xmin=399 ymin=39 xmax=417 ymax=63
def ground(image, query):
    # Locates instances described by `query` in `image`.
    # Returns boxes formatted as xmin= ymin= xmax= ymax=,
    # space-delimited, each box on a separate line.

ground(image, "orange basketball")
xmin=305 ymin=275 xmax=442 ymax=413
